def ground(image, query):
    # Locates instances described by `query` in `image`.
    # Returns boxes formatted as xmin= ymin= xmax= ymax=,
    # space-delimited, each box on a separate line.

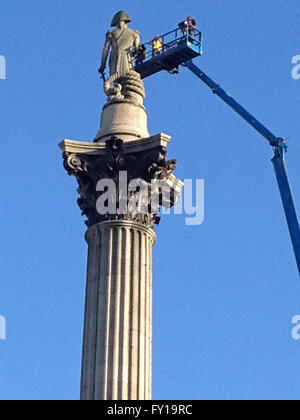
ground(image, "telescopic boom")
xmin=186 ymin=60 xmax=300 ymax=277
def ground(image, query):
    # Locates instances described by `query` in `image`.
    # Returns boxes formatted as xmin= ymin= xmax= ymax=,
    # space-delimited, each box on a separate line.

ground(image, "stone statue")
xmin=98 ymin=11 xmax=145 ymax=105
xmin=99 ymin=11 xmax=140 ymax=77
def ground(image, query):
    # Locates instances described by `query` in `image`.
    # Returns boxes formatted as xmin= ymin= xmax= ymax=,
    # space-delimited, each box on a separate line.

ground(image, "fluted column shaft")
xmin=80 ymin=220 xmax=156 ymax=401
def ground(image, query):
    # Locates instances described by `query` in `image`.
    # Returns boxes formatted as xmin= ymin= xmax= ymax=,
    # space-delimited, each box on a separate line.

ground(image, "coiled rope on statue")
xmin=104 ymin=72 xmax=124 ymax=99
xmin=104 ymin=70 xmax=145 ymax=102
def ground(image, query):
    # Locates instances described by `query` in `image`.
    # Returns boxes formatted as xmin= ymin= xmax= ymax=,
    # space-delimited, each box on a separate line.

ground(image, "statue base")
xmin=94 ymin=100 xmax=150 ymax=143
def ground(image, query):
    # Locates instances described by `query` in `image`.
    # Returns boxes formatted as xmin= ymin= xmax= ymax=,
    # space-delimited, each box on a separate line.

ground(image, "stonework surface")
xmin=60 ymin=132 xmax=182 ymax=400
xmin=95 ymin=99 xmax=149 ymax=143
xmin=60 ymin=11 xmax=184 ymax=401
xmin=81 ymin=220 xmax=155 ymax=400
xmin=60 ymin=134 xmax=183 ymax=229
xmin=99 ymin=11 xmax=145 ymax=109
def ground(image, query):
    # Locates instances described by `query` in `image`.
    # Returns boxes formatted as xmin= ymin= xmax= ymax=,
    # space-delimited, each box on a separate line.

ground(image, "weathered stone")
xmin=60 ymin=134 xmax=182 ymax=229
xmin=81 ymin=220 xmax=155 ymax=400
xmin=59 ymin=11 xmax=183 ymax=402
xmin=60 ymin=131 xmax=182 ymax=400
xmin=95 ymin=100 xmax=149 ymax=143
xmin=99 ymin=12 xmax=144 ymax=107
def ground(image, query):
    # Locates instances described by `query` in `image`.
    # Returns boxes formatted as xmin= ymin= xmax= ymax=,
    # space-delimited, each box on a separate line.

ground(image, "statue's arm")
xmin=99 ymin=31 xmax=111 ymax=74
xmin=133 ymin=30 xmax=141 ymax=56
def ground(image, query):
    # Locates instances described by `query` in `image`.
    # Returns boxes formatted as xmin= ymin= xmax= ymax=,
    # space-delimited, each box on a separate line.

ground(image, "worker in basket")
xmin=152 ymin=35 xmax=163 ymax=55
xmin=187 ymin=16 xmax=197 ymax=35
xmin=179 ymin=16 xmax=197 ymax=39
xmin=136 ymin=43 xmax=147 ymax=65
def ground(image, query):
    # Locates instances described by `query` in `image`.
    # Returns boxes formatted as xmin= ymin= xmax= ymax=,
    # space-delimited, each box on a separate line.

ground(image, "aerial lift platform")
xmin=135 ymin=27 xmax=203 ymax=79
xmin=135 ymin=22 xmax=300 ymax=277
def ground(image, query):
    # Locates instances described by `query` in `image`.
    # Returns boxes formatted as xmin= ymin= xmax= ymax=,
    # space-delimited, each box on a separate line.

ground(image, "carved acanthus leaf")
xmin=62 ymin=136 xmax=180 ymax=228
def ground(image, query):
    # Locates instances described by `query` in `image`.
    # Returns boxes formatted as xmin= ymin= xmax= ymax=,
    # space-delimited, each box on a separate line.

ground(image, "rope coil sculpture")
xmin=103 ymin=70 xmax=145 ymax=105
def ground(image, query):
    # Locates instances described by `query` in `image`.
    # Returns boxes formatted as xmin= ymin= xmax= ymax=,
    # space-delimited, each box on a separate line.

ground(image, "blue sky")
xmin=0 ymin=0 xmax=300 ymax=400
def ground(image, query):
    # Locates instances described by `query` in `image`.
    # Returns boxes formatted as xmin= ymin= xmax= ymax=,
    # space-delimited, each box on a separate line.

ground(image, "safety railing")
xmin=135 ymin=27 xmax=203 ymax=65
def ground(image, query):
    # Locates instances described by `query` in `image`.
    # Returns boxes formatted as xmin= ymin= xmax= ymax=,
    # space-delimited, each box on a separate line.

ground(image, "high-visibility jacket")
xmin=153 ymin=38 xmax=163 ymax=53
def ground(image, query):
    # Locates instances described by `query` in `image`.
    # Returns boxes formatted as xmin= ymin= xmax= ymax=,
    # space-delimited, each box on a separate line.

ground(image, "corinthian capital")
xmin=60 ymin=134 xmax=183 ymax=228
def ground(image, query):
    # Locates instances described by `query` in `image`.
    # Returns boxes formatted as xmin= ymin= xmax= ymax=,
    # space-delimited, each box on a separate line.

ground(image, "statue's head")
xmin=111 ymin=11 xmax=131 ymax=27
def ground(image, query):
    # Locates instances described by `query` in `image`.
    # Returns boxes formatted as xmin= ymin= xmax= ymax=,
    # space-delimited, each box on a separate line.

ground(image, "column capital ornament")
xmin=61 ymin=135 xmax=183 ymax=228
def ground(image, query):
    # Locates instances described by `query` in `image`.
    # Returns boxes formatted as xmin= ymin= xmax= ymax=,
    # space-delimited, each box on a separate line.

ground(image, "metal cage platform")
xmin=135 ymin=28 xmax=203 ymax=79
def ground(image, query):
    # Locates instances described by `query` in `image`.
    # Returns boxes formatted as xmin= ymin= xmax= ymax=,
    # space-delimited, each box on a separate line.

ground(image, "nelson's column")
xmin=60 ymin=11 xmax=183 ymax=400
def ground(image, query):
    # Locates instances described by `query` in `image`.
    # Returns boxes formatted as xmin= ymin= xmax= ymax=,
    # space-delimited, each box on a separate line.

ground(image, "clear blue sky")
xmin=1 ymin=0 xmax=300 ymax=400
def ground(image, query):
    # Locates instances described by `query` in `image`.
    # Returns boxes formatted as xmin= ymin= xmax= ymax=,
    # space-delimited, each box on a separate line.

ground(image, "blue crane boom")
xmin=186 ymin=60 xmax=300 ymax=277
xmin=186 ymin=61 xmax=279 ymax=144
xmin=135 ymin=25 xmax=300 ymax=277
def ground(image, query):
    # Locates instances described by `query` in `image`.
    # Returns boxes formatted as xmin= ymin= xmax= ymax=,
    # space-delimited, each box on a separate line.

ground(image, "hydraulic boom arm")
xmin=186 ymin=60 xmax=300 ymax=277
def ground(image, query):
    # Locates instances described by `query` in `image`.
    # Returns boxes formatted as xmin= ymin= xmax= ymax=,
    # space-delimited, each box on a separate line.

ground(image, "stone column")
xmin=81 ymin=220 xmax=155 ymax=400
xmin=60 ymin=133 xmax=182 ymax=400
xmin=59 ymin=20 xmax=184 ymax=397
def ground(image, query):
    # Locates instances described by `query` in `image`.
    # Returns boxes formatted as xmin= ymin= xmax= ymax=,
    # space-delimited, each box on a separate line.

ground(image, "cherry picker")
xmin=135 ymin=24 xmax=300 ymax=277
